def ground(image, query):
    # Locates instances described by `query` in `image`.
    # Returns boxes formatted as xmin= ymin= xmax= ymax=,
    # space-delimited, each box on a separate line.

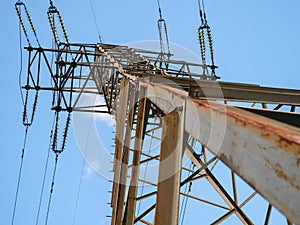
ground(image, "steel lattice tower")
xmin=23 ymin=43 xmax=300 ymax=225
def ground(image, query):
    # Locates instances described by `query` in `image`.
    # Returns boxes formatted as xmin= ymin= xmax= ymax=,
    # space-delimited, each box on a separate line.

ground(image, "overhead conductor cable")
xmin=12 ymin=2 xmax=41 ymax=224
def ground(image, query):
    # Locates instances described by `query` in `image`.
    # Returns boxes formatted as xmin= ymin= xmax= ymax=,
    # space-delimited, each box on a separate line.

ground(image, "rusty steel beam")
xmin=142 ymin=81 xmax=300 ymax=224
xmin=154 ymin=109 xmax=185 ymax=225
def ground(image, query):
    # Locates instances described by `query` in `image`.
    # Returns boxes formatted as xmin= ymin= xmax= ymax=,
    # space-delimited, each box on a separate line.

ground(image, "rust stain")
xmin=232 ymin=141 xmax=237 ymax=148
xmin=145 ymin=80 xmax=300 ymax=149
xmin=261 ymin=132 xmax=270 ymax=138
xmin=273 ymin=163 xmax=300 ymax=192
xmin=190 ymin=97 xmax=300 ymax=155
xmin=278 ymin=137 xmax=294 ymax=149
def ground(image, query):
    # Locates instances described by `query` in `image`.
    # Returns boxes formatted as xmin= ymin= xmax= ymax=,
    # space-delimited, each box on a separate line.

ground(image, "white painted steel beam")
xmin=111 ymin=78 xmax=129 ymax=225
xmin=142 ymin=81 xmax=300 ymax=224
xmin=125 ymin=87 xmax=147 ymax=225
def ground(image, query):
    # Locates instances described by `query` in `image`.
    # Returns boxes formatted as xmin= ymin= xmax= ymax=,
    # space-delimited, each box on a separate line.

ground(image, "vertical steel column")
xmin=154 ymin=107 xmax=185 ymax=225
xmin=115 ymin=87 xmax=136 ymax=224
xmin=125 ymin=87 xmax=147 ymax=225
xmin=111 ymin=77 xmax=129 ymax=225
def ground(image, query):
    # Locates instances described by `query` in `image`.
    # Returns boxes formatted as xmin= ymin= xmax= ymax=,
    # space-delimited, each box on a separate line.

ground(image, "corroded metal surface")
xmin=142 ymin=80 xmax=300 ymax=224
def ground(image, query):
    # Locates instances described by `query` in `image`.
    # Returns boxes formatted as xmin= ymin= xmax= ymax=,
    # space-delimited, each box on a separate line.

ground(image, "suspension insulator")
xmin=23 ymin=90 xmax=39 ymax=126
xmin=47 ymin=4 xmax=70 ymax=45
xmin=198 ymin=27 xmax=206 ymax=64
xmin=51 ymin=111 xmax=71 ymax=153
xmin=15 ymin=1 xmax=41 ymax=46
xmin=157 ymin=18 xmax=171 ymax=69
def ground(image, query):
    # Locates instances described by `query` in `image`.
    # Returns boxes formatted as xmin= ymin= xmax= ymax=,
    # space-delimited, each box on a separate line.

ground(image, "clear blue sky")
xmin=1 ymin=1 xmax=300 ymax=225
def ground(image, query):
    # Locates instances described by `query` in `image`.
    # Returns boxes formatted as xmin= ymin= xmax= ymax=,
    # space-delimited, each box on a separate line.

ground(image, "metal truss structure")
xmin=23 ymin=43 xmax=300 ymax=225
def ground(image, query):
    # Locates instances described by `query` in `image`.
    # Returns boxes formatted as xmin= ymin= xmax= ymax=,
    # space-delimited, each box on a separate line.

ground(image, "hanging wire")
xmin=44 ymin=153 xmax=60 ymax=225
xmin=89 ymin=0 xmax=103 ymax=43
xmin=179 ymin=162 xmax=194 ymax=225
xmin=15 ymin=0 xmax=41 ymax=47
xmin=179 ymin=163 xmax=189 ymax=222
xmin=179 ymin=136 xmax=197 ymax=225
xmin=35 ymin=115 xmax=56 ymax=225
xmin=15 ymin=1 xmax=40 ymax=127
xmin=71 ymin=111 xmax=93 ymax=225
xmin=18 ymin=18 xmax=25 ymax=107
xmin=180 ymin=184 xmax=192 ymax=225
xmin=11 ymin=8 xmax=40 ymax=223
xmin=156 ymin=0 xmax=163 ymax=20
xmin=11 ymin=126 xmax=29 ymax=225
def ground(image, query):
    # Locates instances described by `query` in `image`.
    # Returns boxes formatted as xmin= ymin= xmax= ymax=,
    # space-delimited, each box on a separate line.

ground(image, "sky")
xmin=1 ymin=0 xmax=300 ymax=225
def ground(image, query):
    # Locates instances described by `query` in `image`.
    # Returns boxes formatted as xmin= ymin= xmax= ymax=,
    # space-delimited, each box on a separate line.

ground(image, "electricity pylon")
xmin=23 ymin=43 xmax=300 ymax=225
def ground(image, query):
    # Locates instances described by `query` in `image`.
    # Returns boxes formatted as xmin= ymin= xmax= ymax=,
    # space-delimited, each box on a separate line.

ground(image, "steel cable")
xmin=11 ymin=126 xmax=29 ymax=225
xmin=44 ymin=153 xmax=60 ymax=225
xmin=89 ymin=0 xmax=103 ymax=43
xmin=35 ymin=115 xmax=56 ymax=225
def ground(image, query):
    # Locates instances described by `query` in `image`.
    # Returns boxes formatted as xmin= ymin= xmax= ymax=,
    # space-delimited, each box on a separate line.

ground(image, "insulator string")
xmin=156 ymin=0 xmax=171 ymax=69
xmin=196 ymin=0 xmax=218 ymax=79
xmin=44 ymin=110 xmax=71 ymax=225
xmin=47 ymin=0 xmax=70 ymax=45
xmin=15 ymin=1 xmax=41 ymax=46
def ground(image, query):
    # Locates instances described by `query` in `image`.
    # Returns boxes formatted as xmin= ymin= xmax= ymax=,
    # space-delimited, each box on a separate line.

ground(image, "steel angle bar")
xmin=236 ymin=106 xmax=300 ymax=128
xmin=125 ymin=87 xmax=147 ymax=225
xmin=185 ymin=146 xmax=253 ymax=224
xmin=189 ymin=83 xmax=300 ymax=105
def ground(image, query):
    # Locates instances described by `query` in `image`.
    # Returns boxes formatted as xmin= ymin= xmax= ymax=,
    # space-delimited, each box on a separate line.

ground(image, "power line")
xmin=71 ymin=112 xmax=93 ymax=225
xmin=179 ymin=163 xmax=193 ymax=225
xmin=89 ymin=0 xmax=103 ymax=43
xmin=44 ymin=153 xmax=60 ymax=225
xmin=11 ymin=126 xmax=29 ymax=225
xmin=35 ymin=115 xmax=56 ymax=225
xmin=12 ymin=4 xmax=41 ymax=223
